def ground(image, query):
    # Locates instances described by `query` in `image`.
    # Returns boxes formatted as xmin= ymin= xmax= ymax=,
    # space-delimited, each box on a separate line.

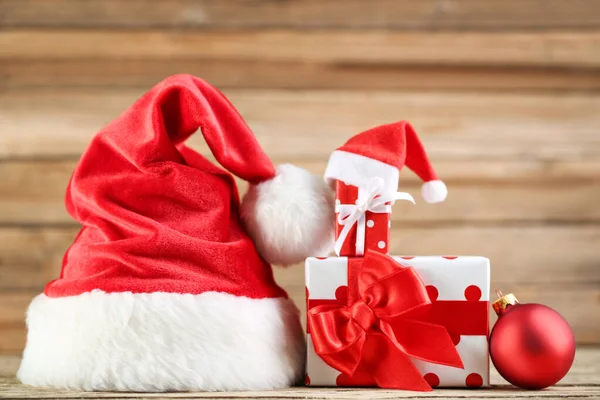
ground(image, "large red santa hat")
xmin=18 ymin=74 xmax=334 ymax=392
xmin=324 ymin=121 xmax=447 ymax=203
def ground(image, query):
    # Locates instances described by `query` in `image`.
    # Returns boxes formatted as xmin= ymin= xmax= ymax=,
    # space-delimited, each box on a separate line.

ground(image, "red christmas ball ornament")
xmin=489 ymin=291 xmax=576 ymax=390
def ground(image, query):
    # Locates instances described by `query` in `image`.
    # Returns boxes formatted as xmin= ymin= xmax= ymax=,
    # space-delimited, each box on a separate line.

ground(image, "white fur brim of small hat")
xmin=18 ymin=290 xmax=305 ymax=391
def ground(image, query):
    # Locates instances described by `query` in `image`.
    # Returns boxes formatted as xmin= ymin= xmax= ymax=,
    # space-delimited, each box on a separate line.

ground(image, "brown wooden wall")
xmin=1 ymin=0 xmax=600 ymax=353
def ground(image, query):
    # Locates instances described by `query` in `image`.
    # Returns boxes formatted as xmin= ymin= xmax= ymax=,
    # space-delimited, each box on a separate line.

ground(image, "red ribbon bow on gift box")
xmin=307 ymin=251 xmax=464 ymax=391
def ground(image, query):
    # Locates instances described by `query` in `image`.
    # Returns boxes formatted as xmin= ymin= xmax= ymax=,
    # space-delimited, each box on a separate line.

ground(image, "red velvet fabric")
xmin=339 ymin=121 xmax=439 ymax=182
xmin=45 ymin=74 xmax=287 ymax=299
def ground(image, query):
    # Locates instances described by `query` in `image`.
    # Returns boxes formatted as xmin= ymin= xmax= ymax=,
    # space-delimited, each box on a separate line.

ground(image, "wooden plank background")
xmin=1 ymin=0 xmax=599 ymax=354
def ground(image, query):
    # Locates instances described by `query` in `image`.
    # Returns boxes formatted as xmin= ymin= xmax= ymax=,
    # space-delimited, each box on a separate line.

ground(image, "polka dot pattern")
xmin=334 ymin=183 xmax=392 ymax=256
xmin=308 ymin=250 xmax=489 ymax=388
xmin=336 ymin=371 xmax=374 ymax=387
xmin=426 ymin=285 xmax=439 ymax=302
xmin=423 ymin=373 xmax=440 ymax=388
xmin=466 ymin=373 xmax=483 ymax=388
xmin=335 ymin=286 xmax=348 ymax=303
xmin=449 ymin=332 xmax=461 ymax=346
xmin=464 ymin=285 xmax=482 ymax=301
xmin=336 ymin=374 xmax=351 ymax=386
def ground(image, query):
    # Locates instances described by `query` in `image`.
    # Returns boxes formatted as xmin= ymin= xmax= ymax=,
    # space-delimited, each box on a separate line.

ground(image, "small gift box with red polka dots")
xmin=305 ymin=256 xmax=490 ymax=388
xmin=334 ymin=181 xmax=392 ymax=257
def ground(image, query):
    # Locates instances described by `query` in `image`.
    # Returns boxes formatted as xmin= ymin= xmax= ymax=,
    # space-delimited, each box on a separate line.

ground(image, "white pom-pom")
xmin=241 ymin=164 xmax=335 ymax=266
xmin=421 ymin=180 xmax=448 ymax=204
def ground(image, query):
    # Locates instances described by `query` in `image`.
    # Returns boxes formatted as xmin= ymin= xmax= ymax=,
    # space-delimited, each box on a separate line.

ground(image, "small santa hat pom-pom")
xmin=421 ymin=180 xmax=448 ymax=204
xmin=241 ymin=164 xmax=335 ymax=266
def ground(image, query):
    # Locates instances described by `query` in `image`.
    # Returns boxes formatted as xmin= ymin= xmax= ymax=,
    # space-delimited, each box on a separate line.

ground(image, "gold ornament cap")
xmin=492 ymin=290 xmax=519 ymax=316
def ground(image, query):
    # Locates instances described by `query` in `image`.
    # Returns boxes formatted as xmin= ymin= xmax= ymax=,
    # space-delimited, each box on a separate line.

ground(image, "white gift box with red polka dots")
xmin=305 ymin=256 xmax=491 ymax=388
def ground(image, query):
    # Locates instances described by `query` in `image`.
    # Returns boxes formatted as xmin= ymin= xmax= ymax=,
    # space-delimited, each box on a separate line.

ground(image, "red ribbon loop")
xmin=308 ymin=251 xmax=464 ymax=391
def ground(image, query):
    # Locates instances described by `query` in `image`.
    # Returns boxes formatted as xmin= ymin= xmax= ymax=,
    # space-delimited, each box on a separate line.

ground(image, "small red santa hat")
xmin=324 ymin=121 xmax=447 ymax=203
xmin=18 ymin=74 xmax=334 ymax=392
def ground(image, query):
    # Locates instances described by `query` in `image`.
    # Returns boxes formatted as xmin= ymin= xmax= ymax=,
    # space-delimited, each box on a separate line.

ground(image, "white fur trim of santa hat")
xmin=241 ymin=164 xmax=335 ymax=266
xmin=18 ymin=290 xmax=305 ymax=391
xmin=324 ymin=150 xmax=400 ymax=195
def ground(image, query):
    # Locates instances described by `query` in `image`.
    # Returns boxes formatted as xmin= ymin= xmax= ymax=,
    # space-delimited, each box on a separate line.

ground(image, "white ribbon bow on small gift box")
xmin=335 ymin=177 xmax=415 ymax=256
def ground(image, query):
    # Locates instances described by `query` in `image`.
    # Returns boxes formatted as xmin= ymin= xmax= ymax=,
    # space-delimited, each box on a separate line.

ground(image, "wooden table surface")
xmin=0 ymin=348 xmax=598 ymax=400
